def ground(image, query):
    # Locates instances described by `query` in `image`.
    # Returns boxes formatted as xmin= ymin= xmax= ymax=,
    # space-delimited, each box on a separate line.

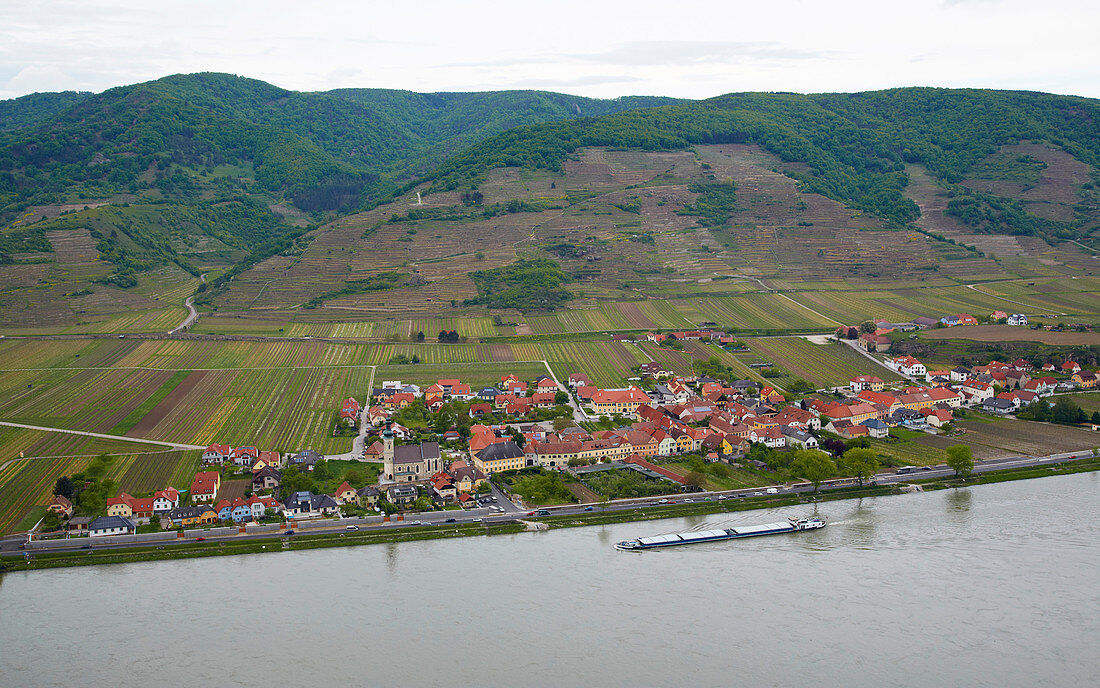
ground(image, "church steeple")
xmin=382 ymin=421 xmax=395 ymax=480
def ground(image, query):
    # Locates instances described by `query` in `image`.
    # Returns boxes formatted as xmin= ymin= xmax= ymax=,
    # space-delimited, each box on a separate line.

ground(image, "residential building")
xmin=88 ymin=516 xmax=136 ymax=537
xmin=474 ymin=441 xmax=526 ymax=473
xmin=190 ymin=471 xmax=221 ymax=502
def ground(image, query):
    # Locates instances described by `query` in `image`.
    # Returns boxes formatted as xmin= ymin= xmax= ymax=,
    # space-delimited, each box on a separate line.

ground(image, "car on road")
xmin=80 ymin=544 xmax=92 ymax=549
xmin=444 ymin=518 xmax=456 ymax=523
xmin=717 ymin=495 xmax=728 ymax=500
xmin=285 ymin=530 xmax=295 ymax=535
xmin=345 ymin=525 xmax=359 ymax=531
xmin=195 ymin=537 xmax=206 ymax=541
xmin=921 ymin=466 xmax=932 ymax=471
xmin=657 ymin=499 xmax=669 ymax=504
xmin=753 ymin=492 xmax=763 ymax=496
xmin=683 ymin=499 xmax=694 ymax=503
xmin=584 ymin=506 xmax=594 ymax=511
xmin=526 ymin=510 xmax=537 ymax=515
xmin=473 ymin=518 xmax=482 ymax=523
xmin=766 ymin=488 xmax=779 ymax=494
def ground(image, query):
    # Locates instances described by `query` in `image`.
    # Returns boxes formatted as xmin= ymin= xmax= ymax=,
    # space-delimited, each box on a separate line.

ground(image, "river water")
xmin=2 ymin=473 xmax=1098 ymax=687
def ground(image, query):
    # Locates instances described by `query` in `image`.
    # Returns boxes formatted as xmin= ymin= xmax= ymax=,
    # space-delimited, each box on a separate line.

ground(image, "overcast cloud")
xmin=1 ymin=0 xmax=1097 ymax=100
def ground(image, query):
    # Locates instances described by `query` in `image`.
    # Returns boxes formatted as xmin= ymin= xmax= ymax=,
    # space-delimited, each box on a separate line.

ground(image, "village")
xmin=36 ymin=313 xmax=1099 ymax=539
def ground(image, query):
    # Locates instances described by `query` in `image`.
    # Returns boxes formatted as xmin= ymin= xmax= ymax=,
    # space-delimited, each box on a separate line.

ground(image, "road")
xmin=5 ymin=450 xmax=1092 ymax=556
xmin=539 ymin=358 xmax=589 ymax=423
xmin=839 ymin=338 xmax=919 ymax=383
xmin=169 ymin=273 xmax=206 ymax=334
xmin=0 ymin=421 xmax=205 ymax=451
xmin=328 ymin=365 xmax=378 ymax=461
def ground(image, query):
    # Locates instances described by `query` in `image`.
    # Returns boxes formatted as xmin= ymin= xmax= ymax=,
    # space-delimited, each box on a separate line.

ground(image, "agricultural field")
xmin=742 ymin=337 xmax=903 ymax=389
xmin=374 ymin=362 xmax=550 ymax=390
xmin=917 ymin=325 xmax=1100 ymax=346
xmin=538 ymin=340 xmax=647 ymax=387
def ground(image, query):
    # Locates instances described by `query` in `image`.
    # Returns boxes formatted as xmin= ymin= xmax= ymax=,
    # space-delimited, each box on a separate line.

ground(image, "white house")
xmin=88 ymin=516 xmax=136 ymax=537
xmin=152 ymin=488 xmax=180 ymax=514
xmin=887 ymin=356 xmax=926 ymax=377
xmin=1007 ymin=314 xmax=1028 ymax=326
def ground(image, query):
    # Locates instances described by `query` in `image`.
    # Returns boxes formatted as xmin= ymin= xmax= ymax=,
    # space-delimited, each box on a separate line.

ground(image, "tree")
xmin=312 ymin=458 xmax=332 ymax=481
xmin=946 ymin=444 xmax=974 ymax=478
xmin=509 ymin=428 xmax=526 ymax=448
xmin=684 ymin=471 xmax=706 ymax=489
xmin=552 ymin=417 xmax=575 ymax=432
xmin=41 ymin=511 xmax=61 ymax=532
xmin=791 ymin=449 xmax=836 ymax=492
xmin=841 ymin=447 xmax=880 ymax=486
xmin=416 ymin=330 xmax=425 ymax=342
xmin=859 ymin=321 xmax=877 ymax=334
xmin=554 ymin=391 xmax=569 ymax=405
xmin=54 ymin=475 xmax=75 ymax=499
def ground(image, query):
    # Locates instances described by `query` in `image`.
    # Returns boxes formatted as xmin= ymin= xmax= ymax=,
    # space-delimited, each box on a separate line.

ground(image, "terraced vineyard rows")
xmin=743 ymin=337 xmax=902 ymax=389
xmin=539 ymin=341 xmax=645 ymax=387
xmin=0 ymin=455 xmax=90 ymax=534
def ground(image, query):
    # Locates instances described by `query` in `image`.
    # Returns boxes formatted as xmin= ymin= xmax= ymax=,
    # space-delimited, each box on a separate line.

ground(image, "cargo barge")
xmin=614 ymin=516 xmax=825 ymax=551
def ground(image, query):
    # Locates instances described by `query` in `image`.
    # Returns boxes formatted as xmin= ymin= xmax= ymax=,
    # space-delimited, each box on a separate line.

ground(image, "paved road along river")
xmin=1 ymin=472 xmax=1097 ymax=687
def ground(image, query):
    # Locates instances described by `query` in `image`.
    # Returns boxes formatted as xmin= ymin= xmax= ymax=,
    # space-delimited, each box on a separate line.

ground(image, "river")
xmin=2 ymin=473 xmax=1098 ymax=687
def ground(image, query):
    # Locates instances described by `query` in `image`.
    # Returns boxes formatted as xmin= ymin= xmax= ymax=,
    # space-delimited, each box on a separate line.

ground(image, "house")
xmin=202 ymin=444 xmax=231 ymax=464
xmin=961 ymin=380 xmax=995 ymax=404
xmin=850 ymin=375 xmax=885 ymax=392
xmin=531 ymin=392 xmax=557 ymax=408
xmin=991 ymin=311 xmax=1008 ymax=321
xmin=568 ymin=373 xmax=592 ymax=388
xmin=469 ymin=403 xmax=492 ymax=418
xmin=103 ymin=494 xmax=133 ymax=519
xmin=535 ymin=376 xmax=559 ymax=392
xmin=340 ymin=397 xmax=361 ymax=425
xmin=252 ymin=466 xmax=282 ymax=492
xmin=333 ymin=482 xmax=360 ymax=506
xmin=152 ymin=488 xmax=180 ymax=513
xmin=368 ymin=406 xmax=389 ymax=426
xmin=1072 ymin=371 xmax=1097 ymax=389
xmin=283 ymin=491 xmax=341 ymax=517
xmin=190 ymin=471 xmax=221 ymax=502
xmin=450 ymin=462 xmax=488 ymax=493
xmin=386 ymin=484 xmax=419 ymax=506
xmin=887 ymin=356 xmax=926 ymax=377
xmin=474 ymin=441 xmax=526 ymax=474
xmin=860 ymin=418 xmax=890 ymax=439
xmin=924 ymin=408 xmax=954 ymax=428
xmin=290 ymin=449 xmax=324 ymax=471
xmin=364 ymin=440 xmax=384 ymax=460
xmin=589 ymin=387 xmax=651 ymax=416
xmin=1011 ymin=358 xmax=1034 ymax=372
xmin=982 ymin=397 xmax=1016 ymax=415
xmin=859 ymin=333 xmax=892 ymax=353
xmin=68 ymin=516 xmax=92 ymax=534
xmin=781 ymin=426 xmax=819 ymax=449
xmin=230 ymin=446 xmax=259 ymax=467
xmin=47 ymin=494 xmax=73 ymax=518
xmin=1007 ymin=314 xmax=1028 ymax=326
xmin=430 ymin=473 xmax=458 ymax=502
xmin=247 ymin=495 xmax=281 ymax=520
xmin=1061 ymin=361 xmax=1082 ymax=374
xmin=88 ymin=516 xmax=136 ymax=538
xmin=167 ymin=505 xmax=218 ymax=527
xmin=357 ymin=485 xmax=381 ymax=507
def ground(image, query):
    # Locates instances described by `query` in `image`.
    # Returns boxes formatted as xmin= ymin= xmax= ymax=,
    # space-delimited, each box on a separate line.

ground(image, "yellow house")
xmin=589 ymin=387 xmax=650 ymax=416
xmin=1071 ymin=371 xmax=1096 ymax=389
xmin=473 ymin=442 xmax=526 ymax=474
xmin=105 ymin=497 xmax=133 ymax=518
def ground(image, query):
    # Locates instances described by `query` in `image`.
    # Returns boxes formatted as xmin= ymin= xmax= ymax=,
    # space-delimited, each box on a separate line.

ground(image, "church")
xmin=380 ymin=422 xmax=442 ymax=483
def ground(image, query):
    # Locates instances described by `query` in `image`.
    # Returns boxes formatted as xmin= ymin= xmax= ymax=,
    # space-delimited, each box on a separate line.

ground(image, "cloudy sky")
xmin=2 ymin=0 xmax=1098 ymax=100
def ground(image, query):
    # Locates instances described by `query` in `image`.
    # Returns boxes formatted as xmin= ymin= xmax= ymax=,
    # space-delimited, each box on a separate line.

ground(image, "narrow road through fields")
xmin=169 ymin=273 xmax=206 ymax=334
xmin=838 ymin=339 xmax=919 ymax=383
xmin=0 ymin=421 xmax=205 ymax=451
xmin=964 ymin=283 xmax=1064 ymax=316
xmin=330 ymin=365 xmax=377 ymax=461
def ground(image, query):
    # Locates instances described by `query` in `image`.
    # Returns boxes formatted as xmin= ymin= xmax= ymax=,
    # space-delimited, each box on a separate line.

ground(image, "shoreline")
xmin=3 ymin=457 xmax=1097 ymax=573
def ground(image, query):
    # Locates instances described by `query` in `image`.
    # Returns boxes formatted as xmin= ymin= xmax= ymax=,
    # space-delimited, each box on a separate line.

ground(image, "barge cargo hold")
xmin=615 ymin=516 xmax=825 ymax=551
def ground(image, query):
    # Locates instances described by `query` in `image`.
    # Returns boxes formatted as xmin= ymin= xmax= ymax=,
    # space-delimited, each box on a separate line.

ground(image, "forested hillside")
xmin=427 ymin=89 xmax=1100 ymax=245
xmin=0 ymin=73 xmax=680 ymax=218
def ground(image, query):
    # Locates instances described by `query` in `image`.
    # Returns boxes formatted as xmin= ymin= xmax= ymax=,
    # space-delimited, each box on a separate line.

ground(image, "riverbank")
xmin=3 ymin=457 xmax=1097 ymax=572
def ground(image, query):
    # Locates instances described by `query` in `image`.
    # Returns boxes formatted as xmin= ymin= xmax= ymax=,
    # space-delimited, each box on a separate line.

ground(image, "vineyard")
xmin=742 ymin=336 xmax=902 ymax=389
xmin=538 ymin=340 xmax=647 ymax=387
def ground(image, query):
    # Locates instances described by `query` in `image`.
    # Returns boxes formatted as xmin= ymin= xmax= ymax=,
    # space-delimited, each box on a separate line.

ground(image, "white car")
xmin=345 ymin=525 xmax=359 ymax=531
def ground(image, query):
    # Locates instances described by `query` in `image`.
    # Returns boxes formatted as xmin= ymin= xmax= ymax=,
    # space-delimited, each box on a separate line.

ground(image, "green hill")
xmin=0 ymin=73 xmax=681 ymax=217
xmin=426 ymin=88 xmax=1100 ymax=245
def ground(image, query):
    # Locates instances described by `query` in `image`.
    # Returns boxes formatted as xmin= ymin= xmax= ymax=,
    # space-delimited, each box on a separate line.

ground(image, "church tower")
xmin=382 ymin=421 xmax=395 ymax=481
